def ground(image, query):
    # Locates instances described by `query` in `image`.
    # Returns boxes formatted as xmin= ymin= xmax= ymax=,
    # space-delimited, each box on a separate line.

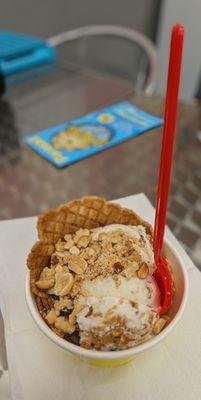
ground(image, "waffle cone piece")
xmin=27 ymin=196 xmax=153 ymax=300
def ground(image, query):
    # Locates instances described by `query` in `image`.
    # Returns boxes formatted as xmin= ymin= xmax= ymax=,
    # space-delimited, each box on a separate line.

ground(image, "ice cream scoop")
xmin=74 ymin=225 xmax=161 ymax=350
xmin=76 ymin=274 xmax=161 ymax=350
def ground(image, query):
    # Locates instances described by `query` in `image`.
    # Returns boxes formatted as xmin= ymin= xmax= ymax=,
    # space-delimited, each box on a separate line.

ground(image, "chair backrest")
xmin=49 ymin=25 xmax=159 ymax=95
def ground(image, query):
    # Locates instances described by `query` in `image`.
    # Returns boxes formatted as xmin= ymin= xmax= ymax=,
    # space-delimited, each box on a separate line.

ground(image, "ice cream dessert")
xmin=27 ymin=197 xmax=170 ymax=351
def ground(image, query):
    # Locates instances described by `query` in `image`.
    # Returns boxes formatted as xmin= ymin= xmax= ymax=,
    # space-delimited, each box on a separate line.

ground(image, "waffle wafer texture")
xmin=27 ymin=196 xmax=153 ymax=299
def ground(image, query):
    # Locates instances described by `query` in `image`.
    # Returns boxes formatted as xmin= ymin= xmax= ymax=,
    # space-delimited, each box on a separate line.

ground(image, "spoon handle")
xmin=154 ymin=24 xmax=184 ymax=263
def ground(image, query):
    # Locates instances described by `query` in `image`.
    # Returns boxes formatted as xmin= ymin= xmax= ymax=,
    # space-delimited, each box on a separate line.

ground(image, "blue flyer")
xmin=25 ymin=101 xmax=163 ymax=168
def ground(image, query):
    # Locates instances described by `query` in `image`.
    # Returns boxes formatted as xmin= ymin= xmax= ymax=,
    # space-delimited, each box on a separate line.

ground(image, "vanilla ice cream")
xmin=77 ymin=274 xmax=160 ymax=350
xmin=74 ymin=225 xmax=161 ymax=350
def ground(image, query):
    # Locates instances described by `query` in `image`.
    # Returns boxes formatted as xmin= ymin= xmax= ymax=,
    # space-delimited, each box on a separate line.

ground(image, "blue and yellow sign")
xmin=25 ymin=101 xmax=163 ymax=168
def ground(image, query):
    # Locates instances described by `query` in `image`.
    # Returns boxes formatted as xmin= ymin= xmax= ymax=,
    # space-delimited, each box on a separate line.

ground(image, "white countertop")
xmin=0 ymin=194 xmax=200 ymax=400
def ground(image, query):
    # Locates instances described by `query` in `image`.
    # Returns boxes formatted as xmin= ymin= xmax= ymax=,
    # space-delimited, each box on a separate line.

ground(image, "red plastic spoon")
xmin=153 ymin=24 xmax=184 ymax=315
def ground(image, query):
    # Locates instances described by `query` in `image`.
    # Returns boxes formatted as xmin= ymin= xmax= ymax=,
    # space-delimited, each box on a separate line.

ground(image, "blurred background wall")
xmin=0 ymin=0 xmax=160 ymax=39
xmin=156 ymin=0 xmax=201 ymax=100
xmin=0 ymin=0 xmax=200 ymax=100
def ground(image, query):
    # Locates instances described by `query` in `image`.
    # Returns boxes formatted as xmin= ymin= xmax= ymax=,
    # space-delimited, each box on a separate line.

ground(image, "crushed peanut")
xmin=40 ymin=267 xmax=55 ymax=280
xmin=122 ymin=266 xmax=137 ymax=279
xmin=77 ymin=236 xmax=90 ymax=248
xmin=69 ymin=303 xmax=84 ymax=325
xmin=55 ymin=271 xmax=74 ymax=296
xmin=55 ymin=316 xmax=75 ymax=334
xmin=36 ymin=278 xmax=55 ymax=289
xmin=68 ymin=254 xmax=87 ymax=274
xmin=137 ymin=263 xmax=149 ymax=279
xmin=54 ymin=297 xmax=72 ymax=312
xmin=153 ymin=317 xmax=169 ymax=335
xmin=69 ymin=246 xmax=80 ymax=255
xmin=45 ymin=309 xmax=57 ymax=324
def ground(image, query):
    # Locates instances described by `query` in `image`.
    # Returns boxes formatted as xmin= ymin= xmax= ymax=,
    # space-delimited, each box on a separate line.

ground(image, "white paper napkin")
xmin=0 ymin=194 xmax=201 ymax=400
